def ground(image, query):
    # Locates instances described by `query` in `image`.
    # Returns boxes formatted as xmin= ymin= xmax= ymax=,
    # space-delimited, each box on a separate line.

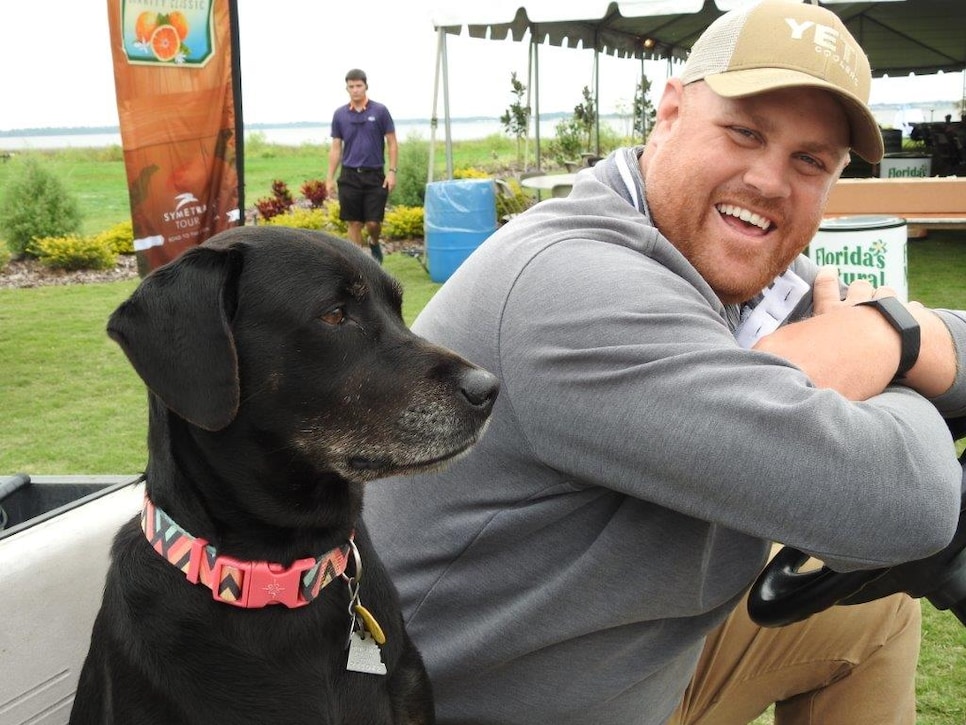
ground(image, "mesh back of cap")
xmin=681 ymin=5 xmax=754 ymax=84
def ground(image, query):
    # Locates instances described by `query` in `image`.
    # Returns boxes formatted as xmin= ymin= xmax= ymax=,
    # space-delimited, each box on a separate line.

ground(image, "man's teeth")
xmin=716 ymin=204 xmax=771 ymax=231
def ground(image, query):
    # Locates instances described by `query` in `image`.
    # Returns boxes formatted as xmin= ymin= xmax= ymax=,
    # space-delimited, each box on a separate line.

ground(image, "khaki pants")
xmin=669 ymin=592 xmax=921 ymax=725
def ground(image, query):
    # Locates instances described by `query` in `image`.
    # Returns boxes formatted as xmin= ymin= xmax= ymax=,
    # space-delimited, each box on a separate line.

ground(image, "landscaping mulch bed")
xmin=0 ymin=255 xmax=140 ymax=290
xmin=0 ymin=240 xmax=426 ymax=290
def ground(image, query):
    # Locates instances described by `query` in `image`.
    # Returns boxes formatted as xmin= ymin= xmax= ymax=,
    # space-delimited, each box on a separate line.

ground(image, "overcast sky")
xmin=4 ymin=0 xmax=963 ymax=132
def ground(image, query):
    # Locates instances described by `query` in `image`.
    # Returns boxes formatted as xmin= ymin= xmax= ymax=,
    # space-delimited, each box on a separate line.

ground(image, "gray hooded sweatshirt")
xmin=364 ymin=147 xmax=966 ymax=724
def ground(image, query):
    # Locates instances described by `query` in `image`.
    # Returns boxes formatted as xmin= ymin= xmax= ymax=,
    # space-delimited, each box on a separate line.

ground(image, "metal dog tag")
xmin=346 ymin=630 xmax=387 ymax=676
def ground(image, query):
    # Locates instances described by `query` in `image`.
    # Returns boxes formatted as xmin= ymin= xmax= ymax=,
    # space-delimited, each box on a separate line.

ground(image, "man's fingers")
xmin=872 ymin=285 xmax=898 ymax=300
xmin=843 ymin=279 xmax=875 ymax=302
xmin=812 ymin=266 xmax=843 ymax=313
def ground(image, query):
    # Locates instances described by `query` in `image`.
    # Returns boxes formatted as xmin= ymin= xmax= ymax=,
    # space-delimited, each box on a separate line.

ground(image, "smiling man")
xmin=365 ymin=2 xmax=966 ymax=723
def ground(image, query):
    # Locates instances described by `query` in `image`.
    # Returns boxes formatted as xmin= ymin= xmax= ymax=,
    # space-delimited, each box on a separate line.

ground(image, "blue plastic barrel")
xmin=424 ymin=179 xmax=497 ymax=283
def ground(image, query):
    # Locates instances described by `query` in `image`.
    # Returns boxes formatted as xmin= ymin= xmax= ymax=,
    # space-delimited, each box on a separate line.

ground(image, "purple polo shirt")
xmin=331 ymin=100 xmax=395 ymax=169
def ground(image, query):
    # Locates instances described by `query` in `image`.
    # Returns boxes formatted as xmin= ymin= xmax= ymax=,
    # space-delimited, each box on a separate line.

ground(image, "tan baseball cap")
xmin=681 ymin=0 xmax=884 ymax=162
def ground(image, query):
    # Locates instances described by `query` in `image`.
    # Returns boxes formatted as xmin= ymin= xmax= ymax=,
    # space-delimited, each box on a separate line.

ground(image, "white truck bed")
xmin=0 ymin=476 xmax=143 ymax=725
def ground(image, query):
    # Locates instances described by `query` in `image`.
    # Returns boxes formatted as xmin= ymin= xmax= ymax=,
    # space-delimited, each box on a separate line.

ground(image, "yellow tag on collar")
xmin=354 ymin=604 xmax=386 ymax=645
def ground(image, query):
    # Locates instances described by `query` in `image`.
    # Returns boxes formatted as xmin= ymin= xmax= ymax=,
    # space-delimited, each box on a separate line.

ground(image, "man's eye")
xmin=321 ymin=308 xmax=345 ymax=326
xmin=796 ymin=153 xmax=824 ymax=170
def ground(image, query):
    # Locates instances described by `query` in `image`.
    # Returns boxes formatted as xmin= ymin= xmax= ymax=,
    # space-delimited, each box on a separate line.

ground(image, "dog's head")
xmin=108 ymin=227 xmax=498 ymax=485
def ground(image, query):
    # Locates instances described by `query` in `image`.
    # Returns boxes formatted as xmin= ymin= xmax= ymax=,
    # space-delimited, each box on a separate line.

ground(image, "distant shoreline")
xmin=1 ymin=100 xmax=959 ymax=153
xmin=0 ymin=115 xmax=575 ymax=139
xmin=2 ymin=99 xmax=960 ymax=139
xmin=0 ymin=114 xmax=616 ymax=151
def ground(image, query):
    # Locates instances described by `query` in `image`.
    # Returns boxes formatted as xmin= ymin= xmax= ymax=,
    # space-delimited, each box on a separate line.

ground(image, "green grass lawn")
xmin=0 ymin=135 xmax=524 ymax=236
xmin=0 ymin=145 xmax=341 ymax=236
xmin=0 ymin=253 xmax=438 ymax=475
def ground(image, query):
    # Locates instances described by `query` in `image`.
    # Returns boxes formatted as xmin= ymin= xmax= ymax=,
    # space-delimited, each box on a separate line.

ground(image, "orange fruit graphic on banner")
xmin=168 ymin=11 xmax=189 ymax=41
xmin=151 ymin=25 xmax=181 ymax=62
xmin=135 ymin=11 xmax=158 ymax=43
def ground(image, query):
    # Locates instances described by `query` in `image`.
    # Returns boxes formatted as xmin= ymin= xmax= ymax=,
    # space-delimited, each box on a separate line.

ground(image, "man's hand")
xmin=753 ymin=267 xmax=955 ymax=400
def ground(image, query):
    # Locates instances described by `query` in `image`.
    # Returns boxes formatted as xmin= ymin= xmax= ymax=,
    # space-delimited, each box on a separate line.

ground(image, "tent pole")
xmin=594 ymin=48 xmax=601 ymax=156
xmin=525 ymin=41 xmax=533 ymax=170
xmin=639 ymin=55 xmax=646 ymax=143
xmin=533 ymin=36 xmax=541 ymax=171
xmin=428 ymin=27 xmax=444 ymax=184
xmin=441 ymin=31 xmax=454 ymax=179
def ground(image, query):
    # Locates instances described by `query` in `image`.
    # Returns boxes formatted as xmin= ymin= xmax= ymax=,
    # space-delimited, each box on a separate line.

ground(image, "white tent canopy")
xmin=432 ymin=0 xmax=742 ymax=62
xmin=428 ymin=0 xmax=966 ymax=177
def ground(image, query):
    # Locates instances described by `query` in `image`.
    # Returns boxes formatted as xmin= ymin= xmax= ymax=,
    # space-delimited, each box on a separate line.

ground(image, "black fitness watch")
xmin=856 ymin=297 xmax=921 ymax=379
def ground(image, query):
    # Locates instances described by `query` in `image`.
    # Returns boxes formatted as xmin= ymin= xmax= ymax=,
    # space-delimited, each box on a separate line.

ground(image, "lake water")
xmin=2 ymin=100 xmax=958 ymax=152
xmin=0 ymin=117 xmax=630 ymax=152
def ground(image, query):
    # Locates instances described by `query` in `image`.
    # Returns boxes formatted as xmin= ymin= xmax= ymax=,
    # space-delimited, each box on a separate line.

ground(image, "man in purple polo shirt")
xmin=326 ymin=68 xmax=398 ymax=263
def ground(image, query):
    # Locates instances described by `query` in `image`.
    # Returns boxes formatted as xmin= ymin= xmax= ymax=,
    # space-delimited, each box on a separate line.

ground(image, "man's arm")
xmin=753 ymin=267 xmax=958 ymax=401
xmin=326 ymin=138 xmax=343 ymax=197
xmin=384 ymin=132 xmax=398 ymax=192
xmin=496 ymin=240 xmax=961 ymax=569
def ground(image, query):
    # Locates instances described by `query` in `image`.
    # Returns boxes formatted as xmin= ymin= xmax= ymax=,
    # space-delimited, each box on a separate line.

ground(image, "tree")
xmin=0 ymin=157 xmax=83 ymax=258
xmin=500 ymin=72 xmax=531 ymax=167
xmin=546 ymin=118 xmax=584 ymax=167
xmin=633 ymin=75 xmax=657 ymax=141
xmin=573 ymin=85 xmax=597 ymax=151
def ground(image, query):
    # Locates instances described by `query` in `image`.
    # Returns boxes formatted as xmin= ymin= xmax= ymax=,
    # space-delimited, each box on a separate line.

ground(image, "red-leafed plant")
xmin=300 ymin=179 xmax=327 ymax=208
xmin=254 ymin=179 xmax=294 ymax=221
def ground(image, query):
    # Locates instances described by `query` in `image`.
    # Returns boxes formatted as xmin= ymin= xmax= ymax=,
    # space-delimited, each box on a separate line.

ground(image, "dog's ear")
xmin=108 ymin=245 xmax=242 ymax=431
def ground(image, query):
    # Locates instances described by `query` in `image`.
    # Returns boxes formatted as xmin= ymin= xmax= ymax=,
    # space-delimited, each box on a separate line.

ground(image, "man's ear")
xmin=652 ymin=79 xmax=685 ymax=137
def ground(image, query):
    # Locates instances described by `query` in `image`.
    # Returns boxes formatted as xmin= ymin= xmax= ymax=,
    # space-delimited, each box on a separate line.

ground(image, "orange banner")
xmin=107 ymin=0 xmax=243 ymax=273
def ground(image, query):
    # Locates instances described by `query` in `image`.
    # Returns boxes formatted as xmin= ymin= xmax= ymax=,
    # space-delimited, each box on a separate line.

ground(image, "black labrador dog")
xmin=70 ymin=227 xmax=499 ymax=724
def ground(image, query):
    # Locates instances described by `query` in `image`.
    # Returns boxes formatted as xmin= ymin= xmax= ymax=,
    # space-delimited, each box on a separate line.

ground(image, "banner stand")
xmin=107 ymin=0 xmax=244 ymax=274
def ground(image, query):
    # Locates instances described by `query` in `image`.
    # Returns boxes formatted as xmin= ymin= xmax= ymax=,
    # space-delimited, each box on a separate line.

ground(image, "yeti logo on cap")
xmin=785 ymin=17 xmax=861 ymax=88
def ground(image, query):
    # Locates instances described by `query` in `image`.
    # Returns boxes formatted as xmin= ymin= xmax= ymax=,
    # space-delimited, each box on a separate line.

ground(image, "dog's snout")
xmin=460 ymin=367 xmax=500 ymax=410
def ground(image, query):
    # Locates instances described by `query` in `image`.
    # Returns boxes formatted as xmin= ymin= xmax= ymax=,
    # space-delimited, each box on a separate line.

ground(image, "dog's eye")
xmin=320 ymin=307 xmax=346 ymax=326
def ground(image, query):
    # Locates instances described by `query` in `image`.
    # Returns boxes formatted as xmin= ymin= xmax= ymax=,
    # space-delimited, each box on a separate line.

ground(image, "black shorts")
xmin=337 ymin=168 xmax=389 ymax=223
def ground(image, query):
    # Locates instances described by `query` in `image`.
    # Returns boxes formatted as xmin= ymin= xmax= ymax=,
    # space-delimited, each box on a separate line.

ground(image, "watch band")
xmin=856 ymin=297 xmax=921 ymax=379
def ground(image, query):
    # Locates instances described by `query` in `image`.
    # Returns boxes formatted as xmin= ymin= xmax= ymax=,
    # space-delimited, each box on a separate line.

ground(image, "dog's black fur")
xmin=70 ymin=227 xmax=498 ymax=724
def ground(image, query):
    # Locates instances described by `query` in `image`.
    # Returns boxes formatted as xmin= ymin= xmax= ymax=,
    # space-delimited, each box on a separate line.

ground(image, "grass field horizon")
xmin=0 ymin=133 xmax=544 ymax=239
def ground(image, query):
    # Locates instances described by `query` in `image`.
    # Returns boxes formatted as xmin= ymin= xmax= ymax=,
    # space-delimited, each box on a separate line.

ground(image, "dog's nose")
xmin=460 ymin=368 xmax=500 ymax=410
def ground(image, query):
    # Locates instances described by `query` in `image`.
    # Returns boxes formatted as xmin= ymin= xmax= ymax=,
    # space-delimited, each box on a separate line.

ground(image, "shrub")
xmin=245 ymin=131 xmax=276 ymax=159
xmin=449 ymin=170 xmax=530 ymax=224
xmin=300 ymin=179 xmax=327 ymax=208
xmin=383 ymin=206 xmax=424 ymax=240
xmin=595 ymin=124 xmax=623 ymax=157
xmin=0 ymin=157 xmax=83 ymax=257
xmin=500 ymin=71 xmax=532 ymax=168
xmin=453 ymin=167 xmax=490 ymax=179
xmin=392 ymin=134 xmax=429 ymax=208
xmin=92 ymin=220 xmax=135 ymax=255
xmin=0 ymin=242 xmax=10 ymax=270
xmin=29 ymin=234 xmax=117 ymax=271
xmin=573 ymin=85 xmax=597 ymax=151
xmin=264 ymin=207 xmax=328 ymax=230
xmin=254 ymin=179 xmax=295 ymax=221
xmin=495 ymin=179 xmax=532 ymax=221
xmin=268 ymin=202 xmax=424 ymax=241
xmin=324 ymin=201 xmax=349 ymax=236
xmin=546 ymin=118 xmax=584 ymax=167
